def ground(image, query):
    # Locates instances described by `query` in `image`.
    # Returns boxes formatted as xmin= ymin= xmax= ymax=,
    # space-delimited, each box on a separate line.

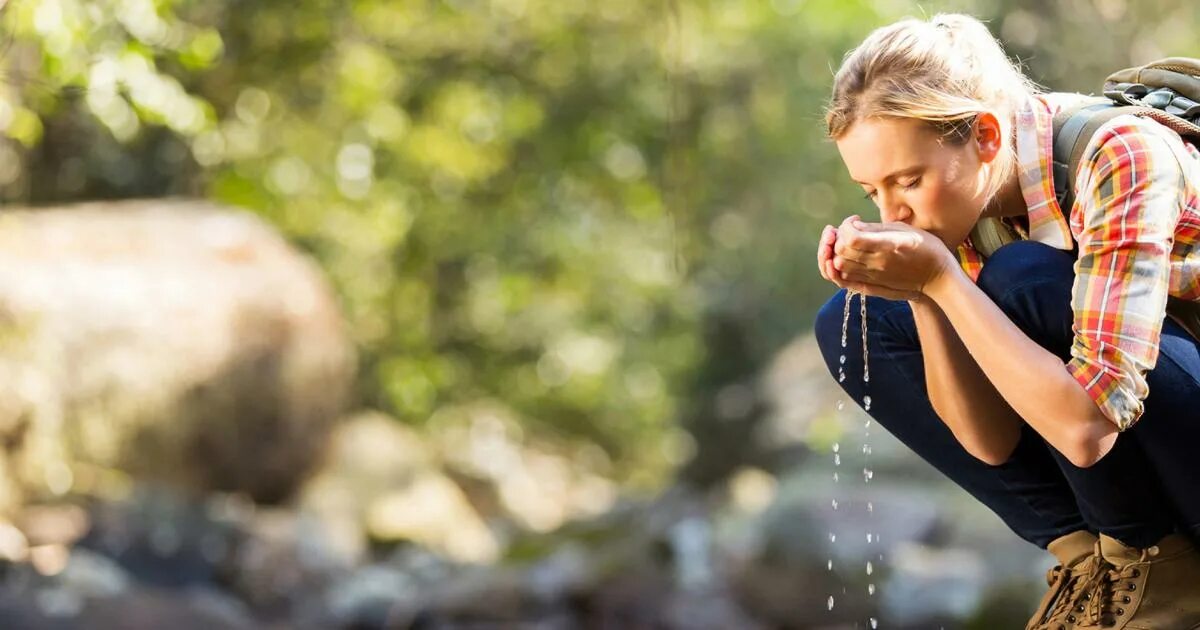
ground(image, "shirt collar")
xmin=1015 ymin=93 xmax=1076 ymax=250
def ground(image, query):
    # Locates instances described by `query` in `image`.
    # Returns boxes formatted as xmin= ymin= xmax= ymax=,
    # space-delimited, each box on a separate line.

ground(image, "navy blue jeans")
xmin=814 ymin=240 xmax=1200 ymax=549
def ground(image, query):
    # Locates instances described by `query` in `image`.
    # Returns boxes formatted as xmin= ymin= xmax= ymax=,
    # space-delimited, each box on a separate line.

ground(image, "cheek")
xmin=910 ymin=180 xmax=960 ymax=220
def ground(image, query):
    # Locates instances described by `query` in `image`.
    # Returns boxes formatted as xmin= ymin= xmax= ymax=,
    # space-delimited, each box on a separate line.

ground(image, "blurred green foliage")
xmin=2 ymin=0 xmax=1197 ymax=487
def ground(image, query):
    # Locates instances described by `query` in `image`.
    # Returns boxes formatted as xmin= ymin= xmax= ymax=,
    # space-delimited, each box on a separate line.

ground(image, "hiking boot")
xmin=1072 ymin=533 xmax=1200 ymax=629
xmin=1027 ymin=530 xmax=1101 ymax=630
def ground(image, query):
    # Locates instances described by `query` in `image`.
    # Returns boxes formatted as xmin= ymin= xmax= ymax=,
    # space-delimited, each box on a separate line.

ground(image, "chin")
xmin=938 ymin=227 xmax=972 ymax=249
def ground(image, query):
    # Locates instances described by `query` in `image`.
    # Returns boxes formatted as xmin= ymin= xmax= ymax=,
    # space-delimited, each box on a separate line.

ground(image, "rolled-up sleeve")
xmin=1066 ymin=117 xmax=1185 ymax=431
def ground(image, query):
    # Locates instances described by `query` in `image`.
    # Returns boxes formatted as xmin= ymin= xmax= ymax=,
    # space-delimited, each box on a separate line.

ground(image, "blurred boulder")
xmin=297 ymin=411 xmax=500 ymax=564
xmin=0 ymin=199 xmax=355 ymax=510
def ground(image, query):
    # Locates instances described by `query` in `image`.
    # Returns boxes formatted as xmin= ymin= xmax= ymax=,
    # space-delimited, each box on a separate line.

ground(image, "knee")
xmin=976 ymin=240 xmax=1075 ymax=303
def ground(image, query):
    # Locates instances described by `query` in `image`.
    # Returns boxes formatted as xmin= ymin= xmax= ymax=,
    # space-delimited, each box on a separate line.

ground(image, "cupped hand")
xmin=817 ymin=215 xmax=927 ymax=302
xmin=828 ymin=215 xmax=955 ymax=300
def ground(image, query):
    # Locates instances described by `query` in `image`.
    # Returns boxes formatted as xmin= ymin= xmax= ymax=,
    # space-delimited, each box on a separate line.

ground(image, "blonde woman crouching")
xmin=815 ymin=13 xmax=1200 ymax=630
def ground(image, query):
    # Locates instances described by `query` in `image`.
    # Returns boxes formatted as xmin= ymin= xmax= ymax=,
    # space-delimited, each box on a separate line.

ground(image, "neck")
xmin=981 ymin=166 xmax=1028 ymax=219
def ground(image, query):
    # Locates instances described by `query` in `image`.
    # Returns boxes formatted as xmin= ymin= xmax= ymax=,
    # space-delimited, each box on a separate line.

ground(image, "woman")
xmin=813 ymin=13 xmax=1200 ymax=630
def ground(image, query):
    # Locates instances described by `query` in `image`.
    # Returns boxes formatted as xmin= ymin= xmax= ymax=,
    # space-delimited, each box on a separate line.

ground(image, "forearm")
xmin=910 ymin=298 xmax=1023 ymax=464
xmin=924 ymin=269 xmax=1116 ymax=467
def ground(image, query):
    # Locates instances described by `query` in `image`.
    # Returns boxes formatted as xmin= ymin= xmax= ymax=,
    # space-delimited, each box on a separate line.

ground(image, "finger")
xmin=828 ymin=256 xmax=845 ymax=284
xmin=843 ymin=233 xmax=885 ymax=254
xmin=844 ymin=279 xmax=913 ymax=302
xmin=835 ymin=246 xmax=883 ymax=270
xmin=818 ymin=226 xmax=832 ymax=261
xmin=835 ymin=256 xmax=882 ymax=285
xmin=849 ymin=218 xmax=878 ymax=231
xmin=840 ymin=266 xmax=877 ymax=285
xmin=826 ymin=259 xmax=842 ymax=286
xmin=833 ymin=230 xmax=851 ymax=257
xmin=833 ymin=252 xmax=872 ymax=274
xmin=818 ymin=227 xmax=836 ymax=281
xmin=827 ymin=260 xmax=850 ymax=290
xmin=836 ymin=221 xmax=881 ymax=257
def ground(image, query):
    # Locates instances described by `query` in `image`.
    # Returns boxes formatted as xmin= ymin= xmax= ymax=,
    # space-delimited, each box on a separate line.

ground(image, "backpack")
xmin=967 ymin=58 xmax=1200 ymax=341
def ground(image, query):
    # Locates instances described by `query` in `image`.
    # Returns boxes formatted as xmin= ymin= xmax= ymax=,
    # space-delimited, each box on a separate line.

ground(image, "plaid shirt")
xmin=955 ymin=93 xmax=1200 ymax=431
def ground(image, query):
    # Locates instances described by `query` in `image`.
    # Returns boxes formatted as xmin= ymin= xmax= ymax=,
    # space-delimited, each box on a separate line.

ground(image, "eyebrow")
xmin=851 ymin=165 xmax=924 ymax=186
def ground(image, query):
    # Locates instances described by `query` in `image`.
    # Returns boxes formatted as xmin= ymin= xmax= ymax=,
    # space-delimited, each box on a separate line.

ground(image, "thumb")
xmin=850 ymin=218 xmax=881 ymax=231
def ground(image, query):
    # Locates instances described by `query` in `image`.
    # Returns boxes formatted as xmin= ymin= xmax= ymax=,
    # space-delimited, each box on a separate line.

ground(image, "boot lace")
xmin=1046 ymin=544 xmax=1114 ymax=629
xmin=1032 ymin=564 xmax=1079 ymax=628
xmin=1035 ymin=544 xmax=1112 ymax=630
xmin=1077 ymin=550 xmax=1150 ymax=628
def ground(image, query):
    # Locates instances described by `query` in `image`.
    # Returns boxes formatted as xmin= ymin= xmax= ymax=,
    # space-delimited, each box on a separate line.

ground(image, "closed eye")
xmin=863 ymin=177 xmax=920 ymax=200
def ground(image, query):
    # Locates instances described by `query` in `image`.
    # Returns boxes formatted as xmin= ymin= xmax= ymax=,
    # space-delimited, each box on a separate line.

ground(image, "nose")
xmin=876 ymin=190 xmax=911 ymax=224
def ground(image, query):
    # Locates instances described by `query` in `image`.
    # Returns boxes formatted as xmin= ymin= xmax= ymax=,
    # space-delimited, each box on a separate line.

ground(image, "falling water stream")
xmin=829 ymin=288 xmax=878 ymax=627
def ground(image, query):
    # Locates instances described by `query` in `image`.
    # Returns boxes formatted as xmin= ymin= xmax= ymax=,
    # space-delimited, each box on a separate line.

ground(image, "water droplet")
xmin=831 ymin=499 xmax=838 ymax=510
xmin=839 ymin=354 xmax=846 ymax=364
xmin=867 ymin=502 xmax=874 ymax=512
xmin=864 ymin=419 xmax=872 ymax=428
xmin=870 ymin=617 xmax=878 ymax=629
xmin=837 ymin=400 xmax=845 ymax=411
xmin=864 ymin=373 xmax=870 ymax=383
xmin=827 ymin=559 xmax=833 ymax=571
xmin=839 ymin=373 xmax=846 ymax=383
xmin=866 ymin=533 xmax=873 ymax=543
xmin=833 ymin=472 xmax=839 ymax=482
xmin=868 ymin=583 xmax=876 ymax=596
xmin=829 ymin=533 xmax=836 ymax=543
xmin=827 ymin=595 xmax=835 ymax=611
xmin=834 ymin=454 xmax=841 ymax=466
xmin=832 ymin=443 xmax=840 ymax=453
xmin=866 ymin=561 xmax=874 ymax=575
xmin=863 ymin=395 xmax=872 ymax=411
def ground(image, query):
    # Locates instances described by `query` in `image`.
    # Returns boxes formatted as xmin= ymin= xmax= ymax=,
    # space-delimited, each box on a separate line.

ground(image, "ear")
xmin=974 ymin=112 xmax=1004 ymax=164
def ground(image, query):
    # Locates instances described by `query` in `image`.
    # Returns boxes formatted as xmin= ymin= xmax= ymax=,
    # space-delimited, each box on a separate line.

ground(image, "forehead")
xmin=835 ymin=117 xmax=944 ymax=182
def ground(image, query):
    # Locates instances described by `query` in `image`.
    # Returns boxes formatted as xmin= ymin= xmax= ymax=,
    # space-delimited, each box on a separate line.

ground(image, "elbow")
xmin=1063 ymin=443 xmax=1102 ymax=469
xmin=1061 ymin=412 xmax=1119 ymax=469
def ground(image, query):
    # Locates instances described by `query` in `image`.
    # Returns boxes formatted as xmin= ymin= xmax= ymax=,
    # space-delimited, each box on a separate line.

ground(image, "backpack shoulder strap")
xmin=1051 ymin=100 xmax=1124 ymax=211
xmin=1051 ymin=99 xmax=1200 ymax=210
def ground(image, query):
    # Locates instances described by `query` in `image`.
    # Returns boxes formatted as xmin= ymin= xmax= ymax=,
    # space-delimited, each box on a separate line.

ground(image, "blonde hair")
xmin=824 ymin=14 xmax=1042 ymax=206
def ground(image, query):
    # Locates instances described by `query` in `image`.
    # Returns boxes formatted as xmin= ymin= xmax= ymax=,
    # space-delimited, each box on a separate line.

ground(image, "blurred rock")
xmin=365 ymin=472 xmax=499 ymax=563
xmin=0 ymin=583 xmax=259 ymax=630
xmin=297 ymin=411 xmax=500 ymax=564
xmin=17 ymin=504 xmax=90 ymax=547
xmin=317 ymin=563 xmax=420 ymax=629
xmin=56 ymin=547 xmax=131 ymax=597
xmin=428 ymin=404 xmax=619 ymax=532
xmin=0 ymin=199 xmax=355 ymax=510
xmin=0 ymin=519 xmax=29 ymax=564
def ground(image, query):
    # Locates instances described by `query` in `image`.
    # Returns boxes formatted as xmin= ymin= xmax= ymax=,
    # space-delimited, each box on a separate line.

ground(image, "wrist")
xmin=907 ymin=293 xmax=937 ymax=309
xmin=924 ymin=264 xmax=964 ymax=305
xmin=922 ymin=252 xmax=964 ymax=303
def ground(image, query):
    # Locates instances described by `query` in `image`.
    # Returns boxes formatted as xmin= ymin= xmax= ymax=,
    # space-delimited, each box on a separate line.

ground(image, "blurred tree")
xmin=3 ymin=0 xmax=1197 ymax=490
